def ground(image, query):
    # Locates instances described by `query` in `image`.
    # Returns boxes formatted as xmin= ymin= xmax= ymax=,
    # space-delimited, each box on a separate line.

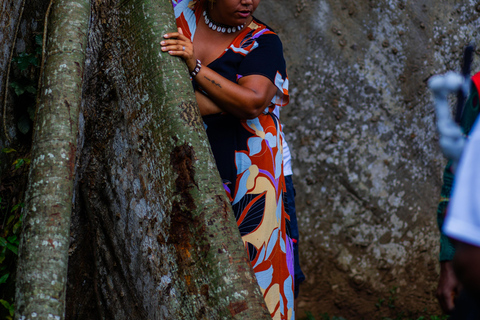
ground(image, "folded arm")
xmin=161 ymin=29 xmax=277 ymax=119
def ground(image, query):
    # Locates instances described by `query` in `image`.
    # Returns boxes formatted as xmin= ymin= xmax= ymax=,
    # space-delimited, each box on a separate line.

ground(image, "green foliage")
xmin=9 ymin=34 xmax=43 ymax=136
xmin=0 ymin=299 xmax=14 ymax=319
xmin=12 ymin=52 xmax=38 ymax=71
xmin=9 ymin=81 xmax=36 ymax=96
xmin=35 ymin=34 xmax=43 ymax=48
xmin=387 ymin=286 xmax=398 ymax=309
xmin=12 ymin=159 xmax=30 ymax=170
xmin=321 ymin=313 xmax=347 ymax=320
xmin=0 ymin=273 xmax=8 ymax=284
xmin=0 ymin=149 xmax=27 ymax=319
xmin=376 ymin=298 xmax=385 ymax=309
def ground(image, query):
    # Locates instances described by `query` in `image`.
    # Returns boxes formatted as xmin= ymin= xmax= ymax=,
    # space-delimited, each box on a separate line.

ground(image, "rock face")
xmin=256 ymin=0 xmax=480 ymax=317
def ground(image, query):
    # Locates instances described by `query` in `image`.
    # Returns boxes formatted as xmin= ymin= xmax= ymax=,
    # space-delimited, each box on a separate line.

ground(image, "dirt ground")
xmin=295 ymin=258 xmax=442 ymax=319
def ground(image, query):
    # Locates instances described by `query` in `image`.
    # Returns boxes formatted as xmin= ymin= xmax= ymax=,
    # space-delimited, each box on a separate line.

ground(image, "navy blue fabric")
xmin=206 ymin=18 xmax=287 ymax=85
xmin=237 ymin=29 xmax=287 ymax=82
xmin=284 ymin=174 xmax=305 ymax=298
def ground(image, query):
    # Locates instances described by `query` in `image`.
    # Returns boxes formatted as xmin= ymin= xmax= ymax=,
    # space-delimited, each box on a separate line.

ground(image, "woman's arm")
xmin=161 ymin=29 xmax=277 ymax=119
xmin=195 ymin=90 xmax=222 ymax=116
xmin=195 ymin=68 xmax=277 ymax=119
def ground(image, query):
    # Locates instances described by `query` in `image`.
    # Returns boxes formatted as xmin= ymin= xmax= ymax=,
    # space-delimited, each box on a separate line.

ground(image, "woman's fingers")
xmin=161 ymin=33 xmax=192 ymax=53
xmin=161 ymin=42 xmax=191 ymax=54
xmin=160 ymin=28 xmax=196 ymax=71
xmin=163 ymin=31 xmax=189 ymax=41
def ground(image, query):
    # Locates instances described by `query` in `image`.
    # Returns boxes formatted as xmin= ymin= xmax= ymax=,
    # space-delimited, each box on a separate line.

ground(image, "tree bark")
xmin=0 ymin=0 xmax=25 ymax=172
xmin=14 ymin=0 xmax=90 ymax=318
xmin=64 ymin=0 xmax=270 ymax=319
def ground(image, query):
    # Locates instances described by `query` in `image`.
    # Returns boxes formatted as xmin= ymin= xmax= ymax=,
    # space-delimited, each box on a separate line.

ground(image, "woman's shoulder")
xmin=231 ymin=17 xmax=283 ymax=54
xmin=250 ymin=17 xmax=276 ymax=32
xmin=248 ymin=17 xmax=281 ymax=39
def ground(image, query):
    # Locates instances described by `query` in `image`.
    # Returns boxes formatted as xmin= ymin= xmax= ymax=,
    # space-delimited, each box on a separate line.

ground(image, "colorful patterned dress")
xmin=172 ymin=1 xmax=294 ymax=318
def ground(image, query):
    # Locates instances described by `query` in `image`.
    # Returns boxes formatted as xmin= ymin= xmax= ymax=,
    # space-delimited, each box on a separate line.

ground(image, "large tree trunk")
xmin=11 ymin=0 xmax=270 ymax=319
xmin=14 ymin=0 xmax=90 ymax=318
xmin=63 ymin=0 xmax=270 ymax=319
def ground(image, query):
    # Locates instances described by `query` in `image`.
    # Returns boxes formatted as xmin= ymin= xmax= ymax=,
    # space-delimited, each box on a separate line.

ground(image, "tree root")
xmin=2 ymin=0 xmax=26 ymax=144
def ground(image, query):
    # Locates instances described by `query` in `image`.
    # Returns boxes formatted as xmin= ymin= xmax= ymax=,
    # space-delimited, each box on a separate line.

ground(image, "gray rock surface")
xmin=256 ymin=0 xmax=480 ymax=317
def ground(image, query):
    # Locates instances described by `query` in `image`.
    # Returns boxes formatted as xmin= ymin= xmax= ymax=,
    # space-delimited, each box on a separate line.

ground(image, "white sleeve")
xmin=443 ymin=119 xmax=480 ymax=246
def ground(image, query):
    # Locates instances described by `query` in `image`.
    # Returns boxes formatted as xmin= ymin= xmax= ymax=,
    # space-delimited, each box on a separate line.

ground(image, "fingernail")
xmin=160 ymin=41 xmax=165 ymax=45
xmin=164 ymin=34 xmax=169 ymax=38
xmin=161 ymin=47 xmax=166 ymax=51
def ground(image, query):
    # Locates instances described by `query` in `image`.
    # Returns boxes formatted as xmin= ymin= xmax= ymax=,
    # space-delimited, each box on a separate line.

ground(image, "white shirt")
xmin=272 ymin=106 xmax=292 ymax=176
xmin=443 ymin=118 xmax=480 ymax=246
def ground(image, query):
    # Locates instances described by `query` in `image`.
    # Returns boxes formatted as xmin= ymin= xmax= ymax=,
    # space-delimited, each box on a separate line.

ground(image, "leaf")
xmin=17 ymin=116 xmax=31 ymax=134
xmin=28 ymin=105 xmax=36 ymax=121
xmin=5 ymin=235 xmax=19 ymax=254
xmin=35 ymin=34 xmax=43 ymax=46
xmin=7 ymin=215 xmax=15 ymax=224
xmin=13 ymin=158 xmax=31 ymax=169
xmin=0 ymin=299 xmax=11 ymax=310
xmin=6 ymin=242 xmax=18 ymax=255
xmin=14 ymin=53 xmax=33 ymax=70
xmin=29 ymin=55 xmax=39 ymax=67
xmin=13 ymin=158 xmax=25 ymax=169
xmin=25 ymin=85 xmax=37 ymax=94
xmin=0 ymin=251 xmax=5 ymax=264
xmin=304 ymin=311 xmax=317 ymax=320
xmin=0 ymin=238 xmax=7 ymax=247
xmin=0 ymin=273 xmax=9 ymax=284
xmin=7 ymin=302 xmax=14 ymax=316
xmin=11 ymin=202 xmax=24 ymax=212
xmin=1 ymin=148 xmax=16 ymax=154
xmin=9 ymin=82 xmax=25 ymax=96
xmin=8 ymin=238 xmax=19 ymax=248
xmin=13 ymin=51 xmax=39 ymax=70
xmin=13 ymin=220 xmax=22 ymax=234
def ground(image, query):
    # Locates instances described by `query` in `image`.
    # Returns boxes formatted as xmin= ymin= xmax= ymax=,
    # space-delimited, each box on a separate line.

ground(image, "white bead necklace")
xmin=203 ymin=10 xmax=245 ymax=34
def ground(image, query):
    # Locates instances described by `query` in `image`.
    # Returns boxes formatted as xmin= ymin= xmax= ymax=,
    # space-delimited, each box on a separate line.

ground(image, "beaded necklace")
xmin=203 ymin=9 xmax=245 ymax=34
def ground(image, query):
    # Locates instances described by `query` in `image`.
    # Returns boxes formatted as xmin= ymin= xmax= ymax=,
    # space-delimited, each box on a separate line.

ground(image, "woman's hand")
xmin=161 ymin=28 xmax=196 ymax=72
xmin=436 ymin=260 xmax=460 ymax=313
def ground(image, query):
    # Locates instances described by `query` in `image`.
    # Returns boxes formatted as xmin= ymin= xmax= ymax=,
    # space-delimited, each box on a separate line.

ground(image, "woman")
xmin=162 ymin=0 xmax=293 ymax=318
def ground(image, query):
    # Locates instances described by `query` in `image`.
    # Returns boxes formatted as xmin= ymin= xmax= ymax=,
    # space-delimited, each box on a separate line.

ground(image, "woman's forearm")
xmin=195 ymin=66 xmax=277 ymax=119
xmin=195 ymin=90 xmax=223 ymax=116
